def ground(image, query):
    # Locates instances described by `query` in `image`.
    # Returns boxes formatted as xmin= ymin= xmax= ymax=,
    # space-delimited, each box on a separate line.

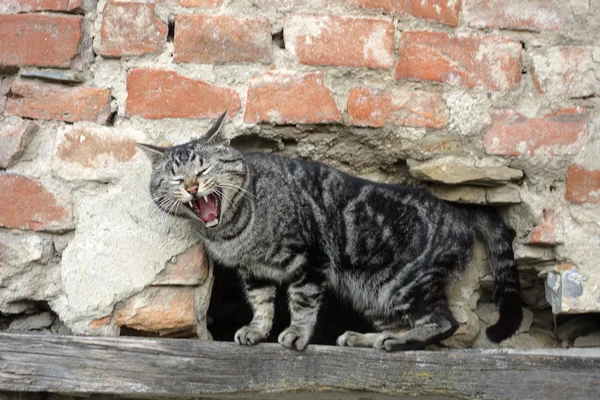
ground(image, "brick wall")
xmin=1 ymin=0 xmax=599 ymax=347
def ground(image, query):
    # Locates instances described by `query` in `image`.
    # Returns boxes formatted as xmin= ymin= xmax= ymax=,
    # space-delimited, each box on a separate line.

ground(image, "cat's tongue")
xmin=198 ymin=195 xmax=218 ymax=222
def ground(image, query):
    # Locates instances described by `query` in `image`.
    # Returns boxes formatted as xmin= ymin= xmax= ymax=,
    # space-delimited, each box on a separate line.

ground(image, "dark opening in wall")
xmin=167 ymin=20 xmax=175 ymax=43
xmin=272 ymin=30 xmax=285 ymax=49
xmin=207 ymin=262 xmax=372 ymax=345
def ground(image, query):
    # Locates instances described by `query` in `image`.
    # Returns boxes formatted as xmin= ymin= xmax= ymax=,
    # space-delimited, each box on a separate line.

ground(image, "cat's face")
xmin=137 ymin=112 xmax=246 ymax=229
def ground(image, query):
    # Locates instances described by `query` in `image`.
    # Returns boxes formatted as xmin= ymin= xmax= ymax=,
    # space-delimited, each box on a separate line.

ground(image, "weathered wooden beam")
xmin=1 ymin=332 xmax=599 ymax=399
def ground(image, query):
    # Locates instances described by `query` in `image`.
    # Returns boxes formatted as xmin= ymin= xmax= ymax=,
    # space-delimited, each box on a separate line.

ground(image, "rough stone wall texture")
xmin=1 ymin=0 xmax=600 ymax=348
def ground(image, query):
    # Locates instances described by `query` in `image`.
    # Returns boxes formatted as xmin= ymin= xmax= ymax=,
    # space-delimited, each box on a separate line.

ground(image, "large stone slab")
xmin=408 ymin=157 xmax=523 ymax=186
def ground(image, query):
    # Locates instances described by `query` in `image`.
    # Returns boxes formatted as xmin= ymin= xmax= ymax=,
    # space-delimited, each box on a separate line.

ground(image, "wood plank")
xmin=1 ymin=332 xmax=599 ymax=399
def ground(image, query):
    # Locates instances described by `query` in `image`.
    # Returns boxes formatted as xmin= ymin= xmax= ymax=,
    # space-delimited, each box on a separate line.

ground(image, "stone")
xmin=574 ymin=331 xmax=600 ymax=348
xmin=485 ymin=184 xmax=522 ymax=204
xmin=527 ymin=208 xmax=559 ymax=245
xmin=178 ymin=0 xmax=223 ymax=6
xmin=52 ymin=125 xmax=142 ymax=183
xmin=126 ymin=69 xmax=241 ymax=120
xmin=441 ymin=308 xmax=480 ymax=348
xmin=343 ymin=0 xmax=461 ymax=26
xmin=427 ymin=184 xmax=522 ymax=205
xmin=284 ymin=14 xmax=394 ymax=69
xmin=347 ymin=88 xmax=447 ymax=129
xmin=556 ymin=315 xmax=600 ymax=341
xmin=463 ymin=0 xmax=567 ymax=32
xmin=546 ymin=264 xmax=600 ymax=314
xmin=532 ymin=46 xmax=600 ymax=98
xmin=20 ymin=68 xmax=85 ymax=83
xmin=55 ymin=153 xmax=205 ymax=334
xmin=517 ymin=308 xmax=534 ymax=334
xmin=395 ymin=32 xmax=522 ymax=90
xmin=565 ymin=165 xmax=600 ymax=204
xmin=6 ymin=79 xmax=111 ymax=124
xmin=2 ymin=0 xmax=82 ymax=12
xmin=8 ymin=312 xmax=55 ymax=331
xmin=408 ymin=157 xmax=523 ymax=186
xmin=0 ymin=117 xmax=36 ymax=168
xmin=175 ymin=15 xmax=271 ymax=64
xmin=153 ymin=243 xmax=208 ymax=286
xmin=0 ymin=174 xmax=73 ymax=232
xmin=0 ymin=14 xmax=82 ymax=68
xmin=115 ymin=286 xmax=195 ymax=332
xmin=484 ymin=108 xmax=589 ymax=157
xmin=0 ymin=230 xmax=53 ymax=269
xmin=99 ymin=1 xmax=167 ymax=57
xmin=514 ymin=243 xmax=555 ymax=264
xmin=244 ymin=72 xmax=343 ymax=124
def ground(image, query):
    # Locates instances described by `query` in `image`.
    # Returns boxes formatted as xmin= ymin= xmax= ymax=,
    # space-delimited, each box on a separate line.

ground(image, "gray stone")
xmin=408 ymin=157 xmax=523 ymax=186
xmin=8 ymin=312 xmax=55 ymax=331
xmin=54 ymin=150 xmax=204 ymax=334
xmin=20 ymin=68 xmax=85 ymax=83
xmin=0 ymin=117 xmax=37 ymax=168
xmin=514 ymin=243 xmax=555 ymax=264
xmin=574 ymin=331 xmax=600 ymax=347
xmin=427 ymin=183 xmax=521 ymax=205
xmin=485 ymin=184 xmax=521 ymax=204
xmin=545 ymin=264 xmax=600 ymax=314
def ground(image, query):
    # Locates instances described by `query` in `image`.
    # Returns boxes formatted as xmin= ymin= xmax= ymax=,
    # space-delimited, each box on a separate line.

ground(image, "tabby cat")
xmin=137 ymin=111 xmax=522 ymax=351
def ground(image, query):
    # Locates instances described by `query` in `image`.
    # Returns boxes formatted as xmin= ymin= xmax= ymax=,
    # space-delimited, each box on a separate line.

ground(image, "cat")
xmin=137 ymin=111 xmax=523 ymax=351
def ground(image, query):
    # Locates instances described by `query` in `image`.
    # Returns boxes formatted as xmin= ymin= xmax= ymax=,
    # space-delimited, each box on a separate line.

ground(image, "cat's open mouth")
xmin=187 ymin=192 xmax=222 ymax=228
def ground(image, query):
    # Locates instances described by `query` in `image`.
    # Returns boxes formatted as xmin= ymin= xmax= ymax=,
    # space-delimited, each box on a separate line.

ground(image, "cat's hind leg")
xmin=373 ymin=311 xmax=458 ymax=351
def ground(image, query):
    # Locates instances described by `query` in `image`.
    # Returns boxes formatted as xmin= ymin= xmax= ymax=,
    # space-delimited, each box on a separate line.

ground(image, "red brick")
xmin=345 ymin=0 xmax=461 ymax=26
xmin=154 ymin=243 xmax=208 ymax=286
xmin=7 ymin=0 xmax=82 ymax=12
xmin=395 ymin=31 xmax=522 ymax=90
xmin=348 ymin=88 xmax=446 ymax=129
xmin=484 ymin=108 xmax=588 ymax=157
xmin=0 ymin=118 xmax=36 ymax=168
xmin=565 ymin=166 xmax=600 ymax=204
xmin=52 ymin=126 xmax=138 ymax=182
xmin=89 ymin=315 xmax=112 ymax=330
xmin=126 ymin=69 xmax=240 ymax=119
xmin=284 ymin=14 xmax=394 ymax=69
xmin=0 ymin=174 xmax=72 ymax=232
xmin=178 ymin=0 xmax=223 ymax=6
xmin=174 ymin=15 xmax=271 ymax=64
xmin=244 ymin=72 xmax=342 ymax=124
xmin=6 ymin=79 xmax=111 ymax=124
xmin=254 ymin=0 xmax=330 ymax=9
xmin=464 ymin=0 xmax=566 ymax=32
xmin=115 ymin=287 xmax=195 ymax=332
xmin=531 ymin=46 xmax=599 ymax=99
xmin=99 ymin=1 xmax=167 ymax=57
xmin=0 ymin=14 xmax=82 ymax=68
xmin=527 ymin=208 xmax=558 ymax=245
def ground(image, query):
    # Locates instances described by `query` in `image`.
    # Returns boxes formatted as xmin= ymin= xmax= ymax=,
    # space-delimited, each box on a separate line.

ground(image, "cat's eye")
xmin=171 ymin=177 xmax=184 ymax=184
xmin=199 ymin=165 xmax=213 ymax=176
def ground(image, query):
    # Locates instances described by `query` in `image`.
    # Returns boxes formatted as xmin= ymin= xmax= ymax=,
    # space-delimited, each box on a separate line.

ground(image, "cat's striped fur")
xmin=138 ymin=112 xmax=522 ymax=351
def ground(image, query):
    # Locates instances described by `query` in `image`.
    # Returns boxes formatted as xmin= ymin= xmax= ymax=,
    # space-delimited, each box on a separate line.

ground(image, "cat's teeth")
xmin=203 ymin=195 xmax=209 ymax=203
xmin=188 ymin=201 xmax=193 ymax=208
xmin=205 ymin=218 xmax=219 ymax=228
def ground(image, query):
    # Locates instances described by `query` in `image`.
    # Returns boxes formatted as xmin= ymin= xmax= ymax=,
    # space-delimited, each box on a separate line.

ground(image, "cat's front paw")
xmin=234 ymin=325 xmax=267 ymax=346
xmin=278 ymin=326 xmax=310 ymax=351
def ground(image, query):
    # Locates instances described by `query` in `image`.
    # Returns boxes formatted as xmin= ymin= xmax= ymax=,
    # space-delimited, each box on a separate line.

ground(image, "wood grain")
xmin=1 ymin=333 xmax=599 ymax=399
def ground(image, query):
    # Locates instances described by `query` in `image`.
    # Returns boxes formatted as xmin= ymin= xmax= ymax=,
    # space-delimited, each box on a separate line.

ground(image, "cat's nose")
xmin=186 ymin=185 xmax=199 ymax=195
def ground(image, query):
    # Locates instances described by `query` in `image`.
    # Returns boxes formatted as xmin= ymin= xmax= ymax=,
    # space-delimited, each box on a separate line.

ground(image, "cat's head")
xmin=137 ymin=111 xmax=246 ymax=229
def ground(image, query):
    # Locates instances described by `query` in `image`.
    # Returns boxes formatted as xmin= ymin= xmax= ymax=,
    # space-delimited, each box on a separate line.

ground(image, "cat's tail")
xmin=471 ymin=208 xmax=522 ymax=343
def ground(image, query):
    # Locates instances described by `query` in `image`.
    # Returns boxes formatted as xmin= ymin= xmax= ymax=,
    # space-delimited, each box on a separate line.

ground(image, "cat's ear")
xmin=135 ymin=142 xmax=167 ymax=163
xmin=205 ymin=110 xmax=228 ymax=144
